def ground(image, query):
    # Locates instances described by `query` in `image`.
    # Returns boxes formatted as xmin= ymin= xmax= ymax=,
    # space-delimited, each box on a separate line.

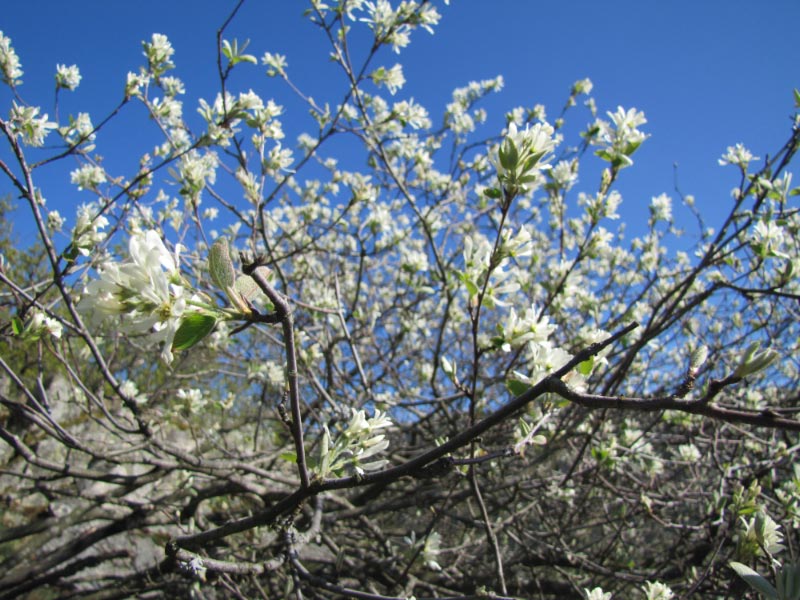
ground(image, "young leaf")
xmin=209 ymin=238 xmax=236 ymax=292
xmin=11 ymin=316 xmax=24 ymax=336
xmin=507 ymin=379 xmax=530 ymax=397
xmin=578 ymin=357 xmax=594 ymax=376
xmin=730 ymin=562 xmax=779 ymax=599
xmin=172 ymin=313 xmax=217 ymax=351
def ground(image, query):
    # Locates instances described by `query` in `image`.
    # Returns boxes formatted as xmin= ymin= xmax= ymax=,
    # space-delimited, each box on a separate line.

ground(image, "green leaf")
xmin=794 ymin=88 xmax=800 ymax=108
xmin=234 ymin=274 xmax=261 ymax=301
xmin=209 ymin=238 xmax=236 ymax=292
xmin=172 ymin=313 xmax=217 ymax=351
xmin=483 ymin=187 xmax=503 ymax=199
xmin=465 ymin=279 xmax=479 ymax=298
xmin=507 ymin=379 xmax=530 ymax=397
xmin=730 ymin=562 xmax=778 ymax=599
xmin=280 ymin=451 xmax=297 ymax=464
xmin=11 ymin=316 xmax=24 ymax=336
xmin=63 ymin=244 xmax=80 ymax=263
xmin=577 ymin=357 xmax=594 ymax=376
xmin=498 ymin=138 xmax=518 ymax=171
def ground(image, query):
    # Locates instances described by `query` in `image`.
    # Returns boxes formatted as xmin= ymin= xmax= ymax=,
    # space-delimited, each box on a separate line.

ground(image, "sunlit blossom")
xmin=0 ymin=31 xmax=23 ymax=85
xmin=719 ymin=142 xmax=758 ymax=168
xmin=78 ymin=229 xmax=201 ymax=363
xmin=55 ymin=64 xmax=81 ymax=90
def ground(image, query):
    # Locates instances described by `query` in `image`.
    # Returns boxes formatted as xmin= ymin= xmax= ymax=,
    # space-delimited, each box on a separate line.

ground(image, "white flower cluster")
xmin=316 ymin=408 xmax=393 ymax=478
xmin=446 ymin=76 xmax=504 ymax=137
xmin=497 ymin=304 xmax=555 ymax=352
xmin=357 ymin=0 xmax=442 ymax=53
xmin=70 ymin=163 xmax=106 ymax=191
xmin=55 ymin=64 xmax=81 ymax=90
xmin=370 ymin=63 xmax=405 ymax=95
xmin=591 ymin=106 xmax=648 ymax=169
xmin=8 ymin=102 xmax=56 ymax=147
xmin=649 ymin=193 xmax=672 ymax=224
xmin=261 ymin=52 xmax=287 ymax=77
xmin=143 ymin=33 xmax=175 ymax=75
xmin=175 ymin=150 xmax=218 ymax=203
xmin=719 ymin=142 xmax=758 ymax=168
xmin=71 ymin=202 xmax=109 ymax=256
xmin=642 ymin=581 xmax=674 ymax=600
xmin=0 ymin=31 xmax=23 ymax=86
xmin=20 ymin=309 xmax=62 ymax=340
xmin=740 ymin=510 xmax=785 ymax=557
xmin=119 ymin=379 xmax=148 ymax=406
xmin=59 ymin=112 xmax=95 ymax=150
xmin=77 ymin=229 xmax=200 ymax=363
xmin=461 ymin=233 xmax=520 ymax=308
xmin=491 ymin=121 xmax=557 ymax=194
xmin=584 ymin=588 xmax=611 ymax=600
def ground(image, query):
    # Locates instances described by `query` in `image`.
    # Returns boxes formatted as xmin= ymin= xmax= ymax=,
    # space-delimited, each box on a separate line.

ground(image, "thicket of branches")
xmin=1 ymin=2 xmax=799 ymax=598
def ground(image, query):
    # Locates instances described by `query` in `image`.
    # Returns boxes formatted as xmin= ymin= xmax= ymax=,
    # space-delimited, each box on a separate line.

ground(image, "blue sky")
xmin=2 ymin=0 xmax=799 ymax=241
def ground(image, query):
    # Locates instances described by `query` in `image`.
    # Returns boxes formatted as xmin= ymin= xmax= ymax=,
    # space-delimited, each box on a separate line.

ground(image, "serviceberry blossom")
xmin=649 ymin=193 xmax=672 ymax=224
xmin=78 ymin=229 xmax=201 ymax=363
xmin=119 ymin=380 xmax=148 ymax=406
xmin=70 ymin=164 xmax=106 ymax=191
xmin=719 ymin=143 xmax=758 ymax=168
xmin=60 ymin=112 xmax=95 ymax=150
xmin=8 ymin=102 xmax=56 ymax=147
xmin=491 ymin=121 xmax=556 ymax=193
xmin=0 ymin=31 xmax=23 ymax=86
xmin=584 ymin=588 xmax=611 ymax=600
xmin=316 ymin=408 xmax=393 ymax=478
xmin=143 ymin=33 xmax=175 ymax=75
xmin=741 ymin=511 xmax=785 ymax=556
xmin=177 ymin=388 xmax=207 ymax=413
xmin=591 ymin=106 xmax=648 ymax=168
xmin=572 ymin=77 xmax=594 ymax=96
xmin=497 ymin=305 xmax=556 ymax=352
xmin=25 ymin=309 xmax=63 ymax=340
xmin=125 ymin=71 xmax=150 ymax=98
xmin=71 ymin=202 xmax=109 ymax=256
xmin=47 ymin=209 xmax=64 ymax=231
xmin=371 ymin=63 xmax=405 ymax=95
xmin=55 ymin=64 xmax=81 ymax=90
xmin=262 ymin=52 xmax=288 ymax=77
xmin=751 ymin=219 xmax=787 ymax=258
xmin=642 ymin=581 xmax=674 ymax=600
xmin=159 ymin=75 xmax=185 ymax=96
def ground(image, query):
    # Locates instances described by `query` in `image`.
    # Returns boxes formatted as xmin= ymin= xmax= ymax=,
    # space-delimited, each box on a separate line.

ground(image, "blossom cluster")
xmin=77 ymin=229 xmax=202 ymax=363
xmin=315 ymin=408 xmax=393 ymax=478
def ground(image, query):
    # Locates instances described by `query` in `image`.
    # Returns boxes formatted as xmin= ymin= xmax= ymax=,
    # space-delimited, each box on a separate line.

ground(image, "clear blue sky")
xmin=2 ymin=1 xmax=799 ymax=240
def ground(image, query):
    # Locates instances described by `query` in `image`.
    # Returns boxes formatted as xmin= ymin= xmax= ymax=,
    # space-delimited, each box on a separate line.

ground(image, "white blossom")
xmin=55 ymin=64 xmax=81 ymax=90
xmin=26 ymin=309 xmax=62 ymax=339
xmin=47 ymin=210 xmax=65 ymax=231
xmin=71 ymin=202 xmax=109 ymax=256
xmin=8 ymin=102 xmax=56 ymax=147
xmin=649 ymin=193 xmax=672 ymax=223
xmin=371 ymin=63 xmax=405 ymax=95
xmin=77 ymin=230 xmax=200 ymax=363
xmin=584 ymin=588 xmax=611 ymax=600
xmin=591 ymin=106 xmax=648 ymax=168
xmin=642 ymin=581 xmax=674 ymax=600
xmin=262 ymin=52 xmax=287 ymax=77
xmin=70 ymin=164 xmax=107 ymax=191
xmin=119 ymin=380 xmax=148 ymax=405
xmin=0 ymin=31 xmax=23 ymax=85
xmin=719 ymin=143 xmax=758 ymax=168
